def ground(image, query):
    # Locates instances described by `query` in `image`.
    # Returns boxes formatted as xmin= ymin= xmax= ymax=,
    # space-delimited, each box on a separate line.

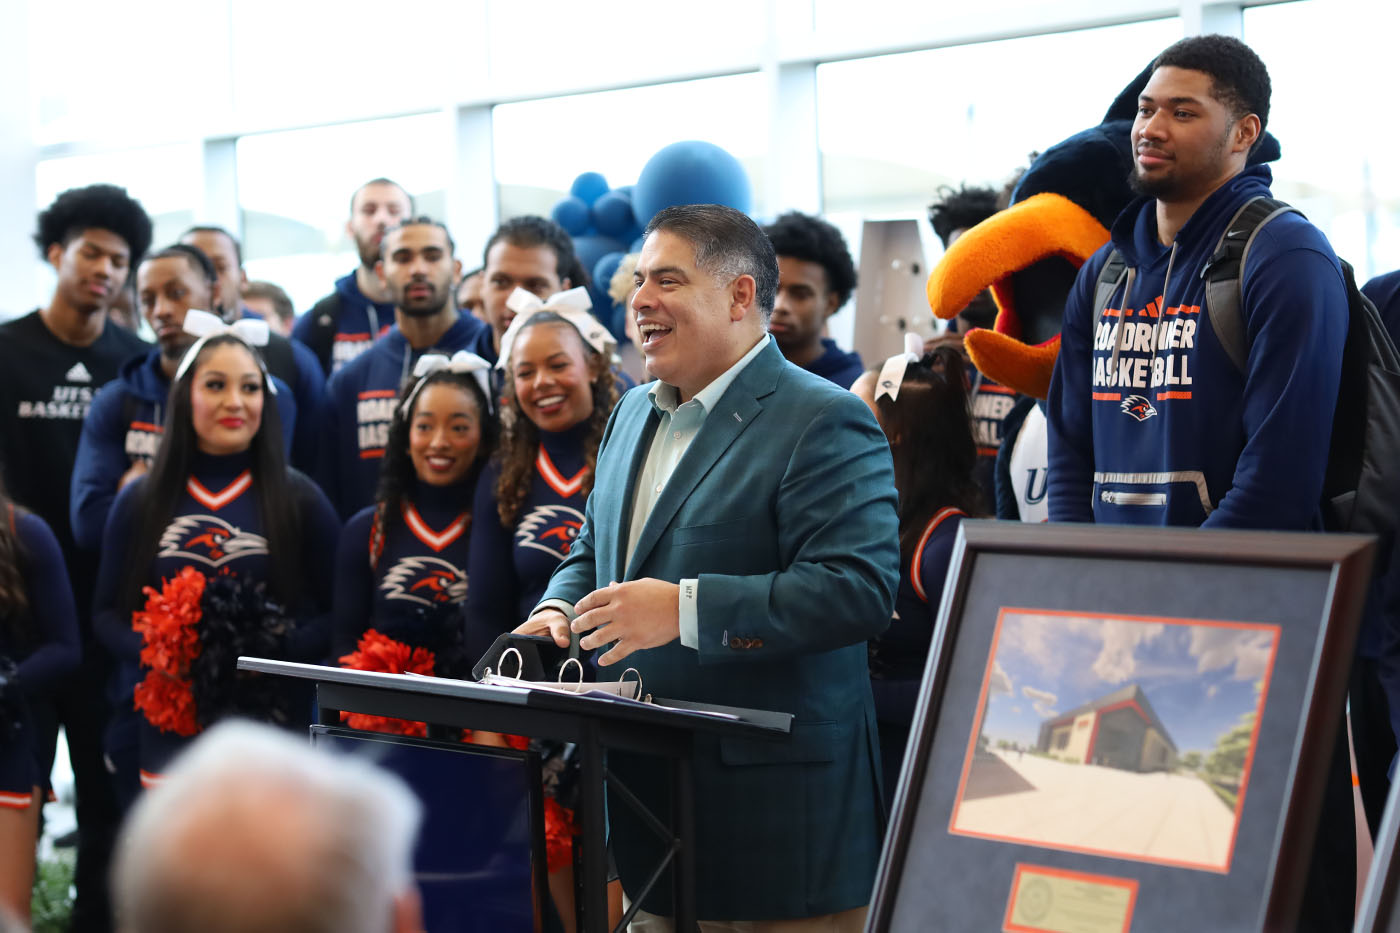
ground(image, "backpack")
xmin=1092 ymin=196 xmax=1400 ymax=534
xmin=302 ymin=292 xmax=344 ymax=377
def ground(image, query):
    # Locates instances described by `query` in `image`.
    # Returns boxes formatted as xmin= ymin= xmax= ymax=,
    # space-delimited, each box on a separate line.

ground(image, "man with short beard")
xmin=295 ymin=178 xmax=414 ymax=376
xmin=318 ymin=217 xmax=488 ymax=518
xmin=1048 ymin=35 xmax=1346 ymax=530
xmin=1046 ymin=37 xmax=1353 ymax=928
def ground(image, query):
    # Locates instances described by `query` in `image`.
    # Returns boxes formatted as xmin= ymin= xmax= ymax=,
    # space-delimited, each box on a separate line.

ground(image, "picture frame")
xmin=1356 ymin=747 xmax=1400 ymax=931
xmin=867 ymin=521 xmax=1374 ymax=933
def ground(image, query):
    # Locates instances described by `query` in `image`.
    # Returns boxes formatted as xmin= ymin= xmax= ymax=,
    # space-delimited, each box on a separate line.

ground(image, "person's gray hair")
xmin=643 ymin=204 xmax=779 ymax=326
xmin=112 ymin=721 xmax=421 ymax=933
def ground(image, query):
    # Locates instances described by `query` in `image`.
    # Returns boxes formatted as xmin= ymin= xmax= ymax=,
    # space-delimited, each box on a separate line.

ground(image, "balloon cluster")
xmin=549 ymin=141 xmax=753 ymax=341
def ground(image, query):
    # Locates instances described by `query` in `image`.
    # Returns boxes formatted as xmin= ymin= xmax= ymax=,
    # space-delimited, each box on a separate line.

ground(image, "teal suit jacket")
xmin=542 ymin=340 xmax=900 ymax=920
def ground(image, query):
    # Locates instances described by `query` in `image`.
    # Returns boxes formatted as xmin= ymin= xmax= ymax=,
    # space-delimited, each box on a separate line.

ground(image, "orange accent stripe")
xmin=187 ymin=471 xmax=252 ymax=511
xmin=1092 ymin=392 xmax=1121 ymax=401
xmin=402 ymin=503 xmax=470 ymax=552
xmin=139 ymin=769 xmax=165 ymax=789
xmin=910 ymin=507 xmax=965 ymax=603
xmin=335 ymin=332 xmax=371 ymax=342
xmin=1354 ymin=772 xmax=1362 ymax=787
xmin=0 ymin=790 xmax=34 ymax=810
xmin=359 ymin=449 xmax=385 ymax=459
xmin=1156 ymin=391 xmax=1192 ymax=400
xmin=976 ymin=446 xmax=999 ymax=457
xmin=130 ymin=421 xmax=163 ymax=433
xmin=537 ymin=447 xmax=587 ymax=498
xmin=1102 ymin=308 xmax=1123 ymax=317
xmin=979 ymin=384 xmax=1016 ymax=395
xmin=358 ymin=389 xmax=398 ymax=399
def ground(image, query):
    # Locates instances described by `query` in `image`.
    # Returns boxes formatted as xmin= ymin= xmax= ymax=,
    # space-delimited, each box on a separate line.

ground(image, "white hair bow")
xmin=174 ymin=308 xmax=276 ymax=393
xmin=875 ymin=333 xmax=925 ymax=402
xmin=495 ymin=286 xmax=616 ymax=371
xmin=402 ymin=350 xmax=494 ymax=416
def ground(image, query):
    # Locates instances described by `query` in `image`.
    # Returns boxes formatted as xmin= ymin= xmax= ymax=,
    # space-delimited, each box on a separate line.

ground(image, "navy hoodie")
xmin=318 ymin=313 xmax=489 ymax=519
xmin=69 ymin=349 xmax=297 ymax=551
xmin=292 ymin=273 xmax=395 ymax=376
xmin=1047 ymin=165 xmax=1347 ymax=529
xmin=804 ymin=337 xmax=864 ymax=390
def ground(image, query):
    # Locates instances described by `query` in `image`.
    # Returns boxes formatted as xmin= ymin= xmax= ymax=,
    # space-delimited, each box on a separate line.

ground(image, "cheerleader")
xmin=464 ymin=287 xmax=618 ymax=646
xmin=331 ymin=352 xmax=494 ymax=682
xmin=854 ymin=341 xmax=984 ymax=811
xmin=0 ymin=487 xmax=78 ymax=925
xmin=465 ymin=288 xmax=621 ymax=932
xmin=92 ymin=312 xmax=340 ymax=787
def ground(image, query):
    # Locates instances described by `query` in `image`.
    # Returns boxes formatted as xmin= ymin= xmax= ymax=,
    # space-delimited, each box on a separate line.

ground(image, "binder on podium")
xmin=237 ymin=657 xmax=793 ymax=933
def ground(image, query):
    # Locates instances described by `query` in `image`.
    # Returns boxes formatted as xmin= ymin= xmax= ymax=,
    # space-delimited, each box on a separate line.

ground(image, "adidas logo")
xmin=65 ymin=362 xmax=92 ymax=383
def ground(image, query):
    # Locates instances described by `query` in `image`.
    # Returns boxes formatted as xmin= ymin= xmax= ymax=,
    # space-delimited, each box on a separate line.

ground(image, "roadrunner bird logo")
xmin=380 ymin=556 xmax=467 ymax=607
xmin=515 ymin=504 xmax=584 ymax=559
xmin=1120 ymin=394 xmax=1158 ymax=422
xmin=158 ymin=516 xmax=268 ymax=568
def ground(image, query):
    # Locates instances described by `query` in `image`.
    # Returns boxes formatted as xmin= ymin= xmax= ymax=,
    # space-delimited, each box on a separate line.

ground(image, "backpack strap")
xmin=1092 ymin=250 xmax=1129 ymax=330
xmin=304 ymin=292 xmax=344 ymax=376
xmin=1201 ymin=196 xmax=1303 ymax=373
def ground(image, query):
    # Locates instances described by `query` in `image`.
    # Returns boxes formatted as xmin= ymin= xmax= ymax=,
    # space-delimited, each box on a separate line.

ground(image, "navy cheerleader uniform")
xmin=465 ymin=423 xmax=590 ymax=649
xmin=868 ymin=506 xmax=964 ymax=810
xmin=92 ymin=451 xmax=340 ymax=784
xmin=0 ymin=508 xmax=79 ymax=809
xmin=331 ymin=480 xmax=474 ymax=663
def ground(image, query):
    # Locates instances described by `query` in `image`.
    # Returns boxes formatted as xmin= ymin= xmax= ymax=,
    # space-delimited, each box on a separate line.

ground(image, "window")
xmin=1244 ymin=1 xmax=1400 ymax=280
xmin=492 ymin=74 xmax=767 ymax=223
xmin=235 ymin=113 xmax=449 ymax=314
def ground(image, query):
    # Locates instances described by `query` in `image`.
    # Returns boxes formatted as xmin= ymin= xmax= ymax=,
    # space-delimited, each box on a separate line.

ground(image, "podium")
xmin=237 ymin=657 xmax=793 ymax=933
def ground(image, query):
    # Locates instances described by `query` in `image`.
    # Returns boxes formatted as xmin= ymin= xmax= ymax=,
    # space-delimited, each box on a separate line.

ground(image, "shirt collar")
xmin=649 ymin=334 xmax=770 ymax=416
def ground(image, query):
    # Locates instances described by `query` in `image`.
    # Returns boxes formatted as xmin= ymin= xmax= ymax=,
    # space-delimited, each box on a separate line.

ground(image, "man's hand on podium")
xmin=573 ymin=579 xmax=680 ymax=667
xmin=514 ymin=609 xmax=572 ymax=648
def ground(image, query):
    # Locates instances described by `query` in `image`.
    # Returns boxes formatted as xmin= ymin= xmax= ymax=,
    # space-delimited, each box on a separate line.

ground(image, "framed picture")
xmin=868 ymin=521 xmax=1374 ymax=933
xmin=1357 ymin=752 xmax=1400 ymax=931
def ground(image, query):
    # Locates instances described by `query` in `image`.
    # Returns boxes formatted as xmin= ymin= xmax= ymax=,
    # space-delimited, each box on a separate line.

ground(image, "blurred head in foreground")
xmin=112 ymin=721 xmax=422 ymax=933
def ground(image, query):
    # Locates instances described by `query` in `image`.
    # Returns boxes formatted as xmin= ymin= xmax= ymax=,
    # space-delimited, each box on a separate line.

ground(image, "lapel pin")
xmin=733 ymin=412 xmax=742 ymax=422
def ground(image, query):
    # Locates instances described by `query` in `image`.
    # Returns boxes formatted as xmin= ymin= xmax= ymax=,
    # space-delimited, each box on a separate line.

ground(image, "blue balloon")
xmin=572 ymin=235 xmax=627 ymax=283
xmin=569 ymin=172 xmax=610 ymax=206
xmin=593 ymin=251 xmax=626 ymax=300
xmin=632 ymin=141 xmax=752 ymax=228
xmin=551 ymin=196 xmax=591 ymax=236
xmin=591 ymin=191 xmax=636 ymax=239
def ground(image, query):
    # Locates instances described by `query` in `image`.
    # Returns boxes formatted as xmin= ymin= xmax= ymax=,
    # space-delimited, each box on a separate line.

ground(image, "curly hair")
xmin=1154 ymin=35 xmax=1270 ymax=138
xmin=874 ymin=346 xmax=984 ymax=568
xmin=928 ymin=184 xmax=999 ymax=248
xmin=34 ymin=184 xmax=153 ymax=263
xmin=369 ymin=369 xmax=497 ymax=567
xmin=761 ymin=212 xmax=858 ymax=307
xmin=494 ymin=315 xmax=618 ymax=529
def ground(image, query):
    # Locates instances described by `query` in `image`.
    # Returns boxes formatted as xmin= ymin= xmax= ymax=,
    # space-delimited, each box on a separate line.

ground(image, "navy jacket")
xmin=292 ymin=273 xmax=395 ymax=376
xmin=803 ymin=337 xmax=864 ymax=389
xmin=1048 ymin=165 xmax=1348 ymax=528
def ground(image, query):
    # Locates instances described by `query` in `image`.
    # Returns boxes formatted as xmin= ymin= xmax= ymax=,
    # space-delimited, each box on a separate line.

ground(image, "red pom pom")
xmin=543 ymin=796 xmax=578 ymax=872
xmin=338 ymin=629 xmax=436 ymax=736
xmin=131 ymin=567 xmax=206 ymax=735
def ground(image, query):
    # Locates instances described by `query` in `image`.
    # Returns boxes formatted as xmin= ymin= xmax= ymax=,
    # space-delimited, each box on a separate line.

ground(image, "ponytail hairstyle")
xmin=0 ymin=479 xmax=29 ymax=648
xmin=368 ymin=367 xmax=496 ymax=567
xmin=873 ymin=346 xmax=984 ymax=568
xmin=122 ymin=336 xmax=297 ymax=612
xmin=495 ymin=312 xmax=618 ymax=528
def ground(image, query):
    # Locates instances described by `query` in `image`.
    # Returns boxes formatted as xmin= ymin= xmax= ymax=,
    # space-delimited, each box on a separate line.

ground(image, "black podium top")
xmin=237 ymin=657 xmax=793 ymax=740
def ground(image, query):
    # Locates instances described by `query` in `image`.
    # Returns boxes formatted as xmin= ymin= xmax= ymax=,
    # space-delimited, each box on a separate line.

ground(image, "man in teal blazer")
xmin=523 ymin=205 xmax=900 ymax=927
